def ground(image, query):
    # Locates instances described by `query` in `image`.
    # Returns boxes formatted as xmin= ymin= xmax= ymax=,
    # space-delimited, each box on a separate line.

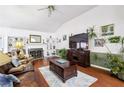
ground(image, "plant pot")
xmin=117 ymin=72 xmax=124 ymax=80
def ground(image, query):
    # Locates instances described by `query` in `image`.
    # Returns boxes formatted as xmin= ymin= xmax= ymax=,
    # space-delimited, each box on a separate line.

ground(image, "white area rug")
xmin=39 ymin=66 xmax=97 ymax=87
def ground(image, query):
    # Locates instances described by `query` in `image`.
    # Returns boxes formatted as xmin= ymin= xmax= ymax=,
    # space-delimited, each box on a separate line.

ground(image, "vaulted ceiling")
xmin=0 ymin=5 xmax=96 ymax=32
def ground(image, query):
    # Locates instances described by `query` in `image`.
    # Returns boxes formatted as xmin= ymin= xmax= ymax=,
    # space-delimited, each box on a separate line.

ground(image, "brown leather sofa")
xmin=0 ymin=51 xmax=34 ymax=75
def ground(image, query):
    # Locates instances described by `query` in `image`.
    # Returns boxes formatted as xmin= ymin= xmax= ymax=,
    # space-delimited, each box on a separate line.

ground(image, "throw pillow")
xmin=0 ymin=73 xmax=20 ymax=87
xmin=6 ymin=74 xmax=20 ymax=83
xmin=11 ymin=55 xmax=20 ymax=67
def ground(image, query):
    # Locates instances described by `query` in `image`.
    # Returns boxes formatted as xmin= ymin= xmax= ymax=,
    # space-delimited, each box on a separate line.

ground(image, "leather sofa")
xmin=0 ymin=51 xmax=34 ymax=75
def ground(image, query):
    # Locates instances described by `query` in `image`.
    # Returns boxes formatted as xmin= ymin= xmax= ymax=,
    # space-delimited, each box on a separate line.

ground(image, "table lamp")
xmin=15 ymin=41 xmax=23 ymax=55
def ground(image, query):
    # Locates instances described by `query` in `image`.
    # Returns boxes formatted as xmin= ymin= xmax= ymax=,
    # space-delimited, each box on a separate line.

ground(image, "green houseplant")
xmin=107 ymin=53 xmax=124 ymax=80
xmin=58 ymin=48 xmax=67 ymax=59
xmin=88 ymin=26 xmax=124 ymax=80
xmin=120 ymin=37 xmax=124 ymax=54
xmin=87 ymin=26 xmax=97 ymax=39
xmin=108 ymin=36 xmax=121 ymax=43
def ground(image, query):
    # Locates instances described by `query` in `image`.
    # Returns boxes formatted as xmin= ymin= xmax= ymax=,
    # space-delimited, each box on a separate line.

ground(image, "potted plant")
xmin=120 ymin=37 xmax=124 ymax=60
xmin=107 ymin=53 xmax=124 ymax=80
xmin=58 ymin=48 xmax=67 ymax=59
xmin=87 ymin=26 xmax=97 ymax=39
xmin=118 ymin=68 xmax=124 ymax=80
xmin=87 ymin=26 xmax=124 ymax=80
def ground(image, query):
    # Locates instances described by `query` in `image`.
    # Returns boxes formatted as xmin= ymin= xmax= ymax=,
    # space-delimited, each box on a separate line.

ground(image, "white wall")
xmin=0 ymin=27 xmax=52 ymax=56
xmin=54 ymin=5 xmax=124 ymax=54
xmin=1 ymin=5 xmax=124 ymax=56
xmin=0 ymin=36 xmax=3 ymax=51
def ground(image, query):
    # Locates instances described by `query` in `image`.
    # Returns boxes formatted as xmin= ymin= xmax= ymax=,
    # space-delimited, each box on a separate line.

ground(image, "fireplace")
xmin=28 ymin=48 xmax=44 ymax=59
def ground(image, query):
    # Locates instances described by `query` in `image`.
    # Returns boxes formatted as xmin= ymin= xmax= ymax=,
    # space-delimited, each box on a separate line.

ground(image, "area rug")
xmin=39 ymin=66 xmax=97 ymax=87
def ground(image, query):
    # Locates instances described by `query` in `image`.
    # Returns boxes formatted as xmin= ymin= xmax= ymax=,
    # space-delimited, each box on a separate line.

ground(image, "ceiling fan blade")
xmin=37 ymin=7 xmax=48 ymax=11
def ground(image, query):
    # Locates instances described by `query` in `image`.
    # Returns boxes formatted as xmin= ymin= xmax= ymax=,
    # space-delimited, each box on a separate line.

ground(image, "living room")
xmin=0 ymin=3 xmax=124 ymax=91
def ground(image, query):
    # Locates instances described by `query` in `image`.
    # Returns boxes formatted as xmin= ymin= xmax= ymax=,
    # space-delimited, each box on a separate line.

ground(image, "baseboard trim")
xmin=91 ymin=64 xmax=110 ymax=71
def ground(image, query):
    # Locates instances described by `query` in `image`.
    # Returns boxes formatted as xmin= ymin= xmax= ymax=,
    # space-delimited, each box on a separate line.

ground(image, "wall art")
xmin=94 ymin=39 xmax=105 ymax=47
xmin=101 ymin=24 xmax=114 ymax=36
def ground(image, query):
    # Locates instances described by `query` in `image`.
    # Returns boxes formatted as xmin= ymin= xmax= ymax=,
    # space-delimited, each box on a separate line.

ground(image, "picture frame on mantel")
xmin=29 ymin=35 xmax=41 ymax=43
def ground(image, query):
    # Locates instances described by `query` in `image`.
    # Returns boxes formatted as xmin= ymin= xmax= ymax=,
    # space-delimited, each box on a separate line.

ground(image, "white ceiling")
xmin=0 ymin=5 xmax=96 ymax=33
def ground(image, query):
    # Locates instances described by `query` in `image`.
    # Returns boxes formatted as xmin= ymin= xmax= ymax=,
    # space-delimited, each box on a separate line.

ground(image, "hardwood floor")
xmin=15 ymin=71 xmax=39 ymax=87
xmin=15 ymin=59 xmax=124 ymax=87
xmin=78 ymin=66 xmax=124 ymax=87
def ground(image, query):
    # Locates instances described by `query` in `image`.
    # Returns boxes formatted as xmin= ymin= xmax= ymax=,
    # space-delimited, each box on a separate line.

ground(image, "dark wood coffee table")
xmin=49 ymin=57 xmax=77 ymax=83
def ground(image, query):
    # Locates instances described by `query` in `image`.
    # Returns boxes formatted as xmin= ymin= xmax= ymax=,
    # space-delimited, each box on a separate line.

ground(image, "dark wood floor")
xmin=15 ymin=59 xmax=124 ymax=87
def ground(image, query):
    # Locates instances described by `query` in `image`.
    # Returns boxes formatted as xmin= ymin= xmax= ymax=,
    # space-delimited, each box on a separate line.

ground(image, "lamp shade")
xmin=15 ymin=41 xmax=23 ymax=49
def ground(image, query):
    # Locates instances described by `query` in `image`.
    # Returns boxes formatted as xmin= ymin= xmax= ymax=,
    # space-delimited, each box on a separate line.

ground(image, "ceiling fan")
xmin=38 ymin=5 xmax=56 ymax=16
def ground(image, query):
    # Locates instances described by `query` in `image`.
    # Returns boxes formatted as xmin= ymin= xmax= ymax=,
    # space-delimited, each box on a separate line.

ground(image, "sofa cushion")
xmin=8 ymin=65 xmax=25 ymax=74
xmin=0 ymin=63 xmax=13 ymax=74
xmin=0 ymin=73 xmax=20 ymax=87
xmin=0 ymin=51 xmax=11 ymax=66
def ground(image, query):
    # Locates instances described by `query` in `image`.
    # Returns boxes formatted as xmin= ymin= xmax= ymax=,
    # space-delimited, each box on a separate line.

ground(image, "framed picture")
xmin=63 ymin=35 xmax=67 ymax=41
xmin=8 ymin=37 xmax=26 ymax=52
xmin=59 ymin=39 xmax=61 ymax=43
xmin=101 ymin=24 xmax=114 ymax=36
xmin=30 ymin=35 xmax=41 ymax=43
xmin=94 ymin=39 xmax=105 ymax=47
